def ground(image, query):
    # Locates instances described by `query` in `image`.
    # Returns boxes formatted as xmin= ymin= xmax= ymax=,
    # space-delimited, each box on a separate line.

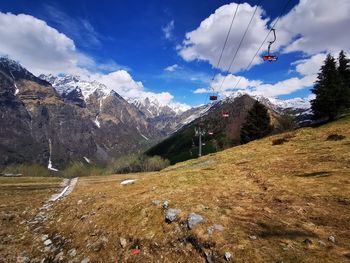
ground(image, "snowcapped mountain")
xmin=39 ymin=74 xmax=110 ymax=99
xmin=40 ymin=74 xmax=191 ymax=119
xmin=129 ymin=96 xmax=191 ymax=118
xmin=225 ymin=91 xmax=311 ymax=111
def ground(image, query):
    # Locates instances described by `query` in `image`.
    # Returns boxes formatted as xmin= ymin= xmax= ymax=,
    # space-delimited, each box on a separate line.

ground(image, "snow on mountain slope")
xmin=129 ymin=96 xmax=191 ymax=118
xmin=39 ymin=74 xmax=110 ymax=99
xmin=40 ymin=74 xmax=191 ymax=118
xmin=226 ymin=91 xmax=311 ymax=111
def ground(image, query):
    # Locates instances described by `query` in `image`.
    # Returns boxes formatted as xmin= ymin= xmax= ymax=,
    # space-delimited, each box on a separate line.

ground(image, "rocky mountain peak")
xmin=0 ymin=56 xmax=49 ymax=86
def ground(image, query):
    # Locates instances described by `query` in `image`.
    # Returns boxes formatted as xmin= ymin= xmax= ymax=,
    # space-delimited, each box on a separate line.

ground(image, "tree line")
xmin=240 ymin=50 xmax=350 ymax=144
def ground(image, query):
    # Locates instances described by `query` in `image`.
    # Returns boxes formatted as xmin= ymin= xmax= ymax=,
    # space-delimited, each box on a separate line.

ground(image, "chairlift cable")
xmin=217 ymin=0 xmax=263 ymax=93
xmin=232 ymin=0 xmax=293 ymax=90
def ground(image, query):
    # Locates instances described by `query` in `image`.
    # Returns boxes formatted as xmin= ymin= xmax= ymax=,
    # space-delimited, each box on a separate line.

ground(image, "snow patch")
xmin=137 ymin=127 xmax=149 ymax=140
xmin=94 ymin=116 xmax=101 ymax=128
xmin=47 ymin=139 xmax=59 ymax=171
xmin=120 ymin=179 xmax=137 ymax=185
xmin=83 ymin=157 xmax=91 ymax=164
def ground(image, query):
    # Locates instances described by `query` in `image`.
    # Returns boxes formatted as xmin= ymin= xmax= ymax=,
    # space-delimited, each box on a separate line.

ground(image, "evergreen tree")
xmin=311 ymin=54 xmax=342 ymax=121
xmin=338 ymin=50 xmax=350 ymax=108
xmin=240 ymin=101 xmax=272 ymax=144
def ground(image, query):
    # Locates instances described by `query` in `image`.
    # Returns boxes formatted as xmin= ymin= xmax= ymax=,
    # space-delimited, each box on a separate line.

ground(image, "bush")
xmin=60 ymin=162 xmax=107 ymax=178
xmin=272 ymin=137 xmax=288 ymax=145
xmin=326 ymin=133 xmax=346 ymax=141
xmin=109 ymin=154 xmax=170 ymax=174
xmin=1 ymin=163 xmax=51 ymax=177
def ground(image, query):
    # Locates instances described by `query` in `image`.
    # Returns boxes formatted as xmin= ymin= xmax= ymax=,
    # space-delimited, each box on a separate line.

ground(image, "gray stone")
xmin=152 ymin=200 xmax=161 ymax=206
xmin=41 ymin=234 xmax=49 ymax=241
xmin=54 ymin=252 xmax=64 ymax=262
xmin=16 ymin=256 xmax=30 ymax=263
xmin=44 ymin=239 xmax=52 ymax=246
xmin=165 ymin=208 xmax=181 ymax=223
xmin=207 ymin=224 xmax=224 ymax=234
xmin=163 ymin=201 xmax=169 ymax=209
xmin=120 ymin=237 xmax=127 ymax=248
xmin=81 ymin=258 xmax=90 ymax=263
xmin=68 ymin=249 xmax=77 ymax=257
xmin=328 ymin=235 xmax=336 ymax=243
xmin=303 ymin=238 xmax=312 ymax=246
xmin=187 ymin=213 xmax=204 ymax=229
xmin=249 ymin=235 xmax=257 ymax=240
xmin=224 ymin=252 xmax=232 ymax=261
xmin=318 ymin=240 xmax=326 ymax=246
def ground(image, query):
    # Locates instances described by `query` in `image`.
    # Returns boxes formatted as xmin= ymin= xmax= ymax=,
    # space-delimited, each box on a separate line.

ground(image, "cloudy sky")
xmin=0 ymin=0 xmax=349 ymax=107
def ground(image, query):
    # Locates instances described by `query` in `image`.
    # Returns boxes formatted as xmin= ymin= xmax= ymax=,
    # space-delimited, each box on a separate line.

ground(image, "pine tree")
xmin=240 ymin=101 xmax=272 ymax=144
xmin=311 ymin=54 xmax=342 ymax=121
xmin=338 ymin=50 xmax=350 ymax=108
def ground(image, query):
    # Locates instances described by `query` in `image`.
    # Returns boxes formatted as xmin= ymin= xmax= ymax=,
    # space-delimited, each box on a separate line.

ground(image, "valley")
xmin=1 ymin=114 xmax=349 ymax=262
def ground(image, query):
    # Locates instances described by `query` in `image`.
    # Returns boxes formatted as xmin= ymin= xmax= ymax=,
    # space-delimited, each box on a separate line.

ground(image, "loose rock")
xmin=207 ymin=224 xmax=224 ymax=235
xmin=249 ymin=235 xmax=257 ymax=241
xmin=81 ymin=257 xmax=90 ymax=263
xmin=187 ymin=213 xmax=204 ymax=229
xmin=54 ymin=252 xmax=64 ymax=262
xmin=68 ymin=248 xmax=77 ymax=257
xmin=303 ymin=239 xmax=312 ymax=246
xmin=152 ymin=200 xmax=161 ymax=206
xmin=328 ymin=236 xmax=336 ymax=243
xmin=16 ymin=256 xmax=30 ymax=263
xmin=165 ymin=208 xmax=181 ymax=223
xmin=224 ymin=252 xmax=232 ymax=261
xmin=318 ymin=240 xmax=326 ymax=247
xmin=120 ymin=237 xmax=127 ymax=248
xmin=44 ymin=239 xmax=52 ymax=246
xmin=77 ymin=200 xmax=83 ymax=205
xmin=163 ymin=201 xmax=169 ymax=209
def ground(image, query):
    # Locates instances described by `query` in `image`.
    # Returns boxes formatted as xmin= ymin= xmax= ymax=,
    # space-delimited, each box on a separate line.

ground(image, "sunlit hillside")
xmin=1 ymin=115 xmax=349 ymax=262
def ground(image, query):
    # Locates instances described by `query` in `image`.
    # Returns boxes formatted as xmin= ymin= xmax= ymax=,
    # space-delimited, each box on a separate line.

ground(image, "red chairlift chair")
xmin=210 ymin=95 xmax=218 ymax=101
xmin=222 ymin=112 xmax=229 ymax=118
xmin=263 ymin=28 xmax=278 ymax=62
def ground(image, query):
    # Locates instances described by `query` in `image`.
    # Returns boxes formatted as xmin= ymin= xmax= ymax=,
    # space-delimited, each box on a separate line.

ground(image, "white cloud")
xmin=293 ymin=53 xmax=327 ymax=76
xmin=93 ymin=70 xmax=190 ymax=110
xmin=162 ymin=20 xmax=175 ymax=40
xmin=0 ymin=12 xmax=86 ymax=75
xmin=278 ymin=0 xmax=350 ymax=55
xmin=179 ymin=2 xmax=269 ymax=73
xmin=164 ymin=64 xmax=180 ymax=72
xmin=193 ymin=88 xmax=209 ymax=94
xmin=0 ymin=12 xmax=189 ymax=109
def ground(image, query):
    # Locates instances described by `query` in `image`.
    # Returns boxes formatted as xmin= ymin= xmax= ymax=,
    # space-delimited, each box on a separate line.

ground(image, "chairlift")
xmin=263 ymin=28 xmax=278 ymax=62
xmin=222 ymin=112 xmax=229 ymax=118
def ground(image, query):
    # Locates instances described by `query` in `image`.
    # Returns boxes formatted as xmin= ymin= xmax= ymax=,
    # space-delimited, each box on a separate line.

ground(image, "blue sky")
xmin=0 ymin=0 xmax=348 ymax=107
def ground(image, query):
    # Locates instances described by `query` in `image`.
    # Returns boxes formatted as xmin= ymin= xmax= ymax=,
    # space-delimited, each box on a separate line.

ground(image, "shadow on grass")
xmin=258 ymin=222 xmax=317 ymax=239
xmin=294 ymin=171 xmax=331 ymax=178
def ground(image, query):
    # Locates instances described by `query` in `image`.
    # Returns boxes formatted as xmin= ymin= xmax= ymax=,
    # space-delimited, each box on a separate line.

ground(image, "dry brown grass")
xmin=0 ymin=177 xmax=62 ymax=262
xmin=1 ymin=116 xmax=350 ymax=262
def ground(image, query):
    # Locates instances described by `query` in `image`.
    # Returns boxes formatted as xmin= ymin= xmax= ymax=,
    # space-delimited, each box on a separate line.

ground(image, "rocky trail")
xmin=19 ymin=178 xmax=79 ymax=263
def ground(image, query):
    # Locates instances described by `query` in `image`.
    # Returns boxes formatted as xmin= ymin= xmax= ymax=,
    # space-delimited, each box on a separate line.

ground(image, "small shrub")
xmin=109 ymin=154 xmax=170 ymax=174
xmin=326 ymin=134 xmax=346 ymax=141
xmin=272 ymin=137 xmax=288 ymax=145
xmin=1 ymin=163 xmax=51 ymax=177
xmin=60 ymin=162 xmax=107 ymax=178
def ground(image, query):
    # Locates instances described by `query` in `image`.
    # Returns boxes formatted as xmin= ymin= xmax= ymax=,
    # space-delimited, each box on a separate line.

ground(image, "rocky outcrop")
xmin=0 ymin=58 xmax=161 ymax=168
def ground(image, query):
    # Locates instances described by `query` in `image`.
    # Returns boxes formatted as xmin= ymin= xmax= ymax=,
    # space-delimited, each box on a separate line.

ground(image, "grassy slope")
xmin=0 ymin=177 xmax=63 ymax=261
xmin=1 ymin=116 xmax=350 ymax=262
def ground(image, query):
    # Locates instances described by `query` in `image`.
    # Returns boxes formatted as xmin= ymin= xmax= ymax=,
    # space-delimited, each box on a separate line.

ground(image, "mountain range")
xmin=0 ymin=57 xmax=312 ymax=169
